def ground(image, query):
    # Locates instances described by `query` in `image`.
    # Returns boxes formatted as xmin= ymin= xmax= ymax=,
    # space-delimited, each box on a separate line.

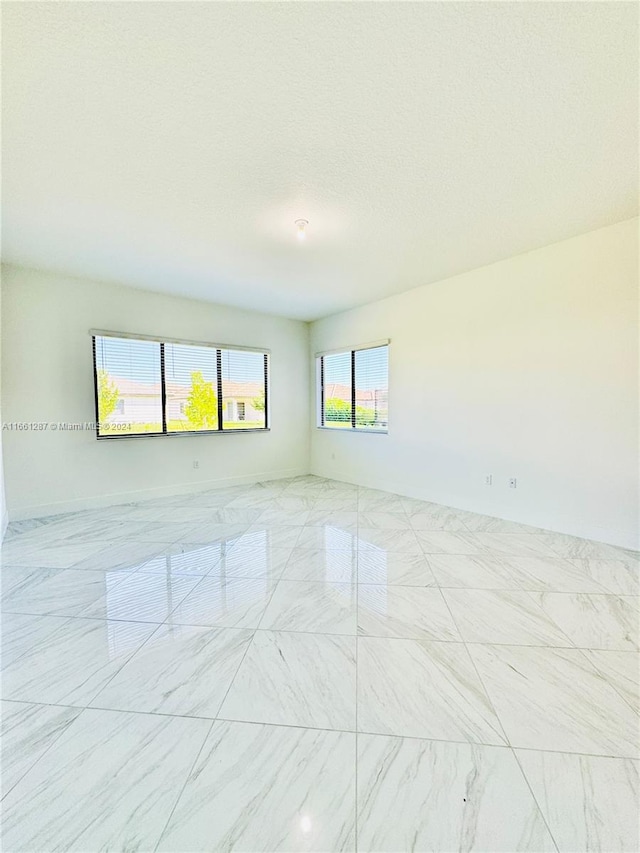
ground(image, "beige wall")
xmin=310 ymin=218 xmax=639 ymax=549
xmin=1 ymin=266 xmax=310 ymax=518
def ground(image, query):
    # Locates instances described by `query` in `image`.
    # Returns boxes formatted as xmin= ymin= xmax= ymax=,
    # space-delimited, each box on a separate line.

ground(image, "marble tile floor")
xmin=1 ymin=475 xmax=638 ymax=852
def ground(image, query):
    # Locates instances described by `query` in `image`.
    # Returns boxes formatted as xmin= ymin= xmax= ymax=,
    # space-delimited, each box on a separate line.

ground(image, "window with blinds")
xmin=318 ymin=343 xmax=388 ymax=432
xmin=221 ymin=349 xmax=267 ymax=430
xmin=92 ymin=333 xmax=269 ymax=439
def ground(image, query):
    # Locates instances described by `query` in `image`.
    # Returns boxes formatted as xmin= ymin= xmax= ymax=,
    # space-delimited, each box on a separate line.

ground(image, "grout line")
xmin=571 ymin=646 xmax=640 ymax=716
xmin=515 ymin=588 xmax=585 ymax=650
xmin=7 ymin=572 xmax=635 ymax=598
xmin=510 ymin=747 xmax=560 ymax=852
xmin=152 ymin=717 xmax=216 ymax=852
xmin=437 ymin=588 xmax=561 ymax=853
xmin=2 ymin=696 xmax=637 ymax=762
xmin=4 ymin=478 xmax=638 ymax=849
xmin=208 ymin=627 xmax=259 ymax=719
xmin=5 ymin=607 xmax=635 ymax=653
xmin=0 ymin=702 xmax=87 ymax=801
xmin=82 ymin=621 xmax=166 ymax=708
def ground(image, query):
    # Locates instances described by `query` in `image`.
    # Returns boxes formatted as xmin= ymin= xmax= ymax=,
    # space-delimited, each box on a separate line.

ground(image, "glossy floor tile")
xmin=1 ymin=708 xmax=211 ymax=852
xmin=357 ymin=585 xmax=459 ymax=640
xmin=407 ymin=507 xmax=470 ymax=532
xmin=531 ymin=591 xmax=640 ymax=650
xmin=158 ymin=721 xmax=356 ymax=852
xmin=296 ymin=525 xmax=357 ymax=551
xmin=259 ymin=580 xmax=357 ymax=635
xmin=219 ymin=629 xmax=357 ymax=730
xmin=565 ymin=558 xmax=640 ymax=595
xmin=428 ymin=553 xmax=522 ymax=589
xmin=72 ymin=538 xmax=173 ymax=572
xmin=90 ymin=624 xmax=253 ymax=717
xmin=503 ymin=554 xmax=630 ymax=593
xmin=1 ymin=538 xmax=110 ymax=570
xmin=358 ymin=511 xmax=412 ymax=530
xmin=357 ymin=527 xmax=423 ymax=554
xmin=1 ymin=566 xmax=132 ymax=617
xmin=542 ymin=532 xmax=639 ymax=563
xmin=472 ymin=533 xmax=561 ymax=559
xmin=169 ymin=576 xmax=277 ymax=628
xmin=357 ymin=734 xmax=555 ymax=851
xmin=415 ymin=530 xmax=484 ymax=555
xmin=1 ymin=700 xmax=81 ymax=796
xmin=516 ymin=749 xmax=640 ymax=852
xmin=282 ymin=548 xmax=357 ymax=583
xmin=583 ymin=649 xmax=640 ymax=711
xmin=2 ymin=475 xmax=638 ymax=851
xmin=136 ymin=542 xmax=226 ymax=576
xmin=357 ymin=550 xmax=436 ymax=586
xmin=214 ymin=545 xmax=293 ymax=580
xmin=79 ymin=572 xmax=200 ymax=622
xmin=2 ymin=615 xmax=156 ymax=705
xmin=470 ymin=643 xmax=640 ymax=757
xmin=442 ymin=588 xmax=573 ymax=646
xmin=358 ymin=637 xmax=506 ymax=744
xmin=1 ymin=612 xmax=70 ymax=668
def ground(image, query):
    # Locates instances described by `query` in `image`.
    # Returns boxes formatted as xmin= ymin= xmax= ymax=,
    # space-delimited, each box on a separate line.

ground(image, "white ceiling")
xmin=2 ymin=2 xmax=638 ymax=322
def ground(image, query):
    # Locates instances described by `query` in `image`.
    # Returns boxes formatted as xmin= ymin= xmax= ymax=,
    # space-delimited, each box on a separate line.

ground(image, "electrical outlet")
xmin=485 ymin=474 xmax=493 ymax=486
xmin=193 ymin=460 xmax=199 ymax=469
xmin=509 ymin=477 xmax=517 ymax=488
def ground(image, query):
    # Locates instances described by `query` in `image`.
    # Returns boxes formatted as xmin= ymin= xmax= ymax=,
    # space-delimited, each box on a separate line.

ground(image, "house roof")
xmin=109 ymin=376 xmax=264 ymax=399
xmin=324 ymin=382 xmax=388 ymax=405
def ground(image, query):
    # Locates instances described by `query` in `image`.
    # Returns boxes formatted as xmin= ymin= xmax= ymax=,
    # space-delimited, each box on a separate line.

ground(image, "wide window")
xmin=92 ymin=332 xmax=269 ymax=439
xmin=318 ymin=343 xmax=388 ymax=432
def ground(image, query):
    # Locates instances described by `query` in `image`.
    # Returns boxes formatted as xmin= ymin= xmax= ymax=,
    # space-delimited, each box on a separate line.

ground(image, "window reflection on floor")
xmin=357 ymin=547 xmax=389 ymax=585
xmin=104 ymin=618 xmax=154 ymax=660
xmin=324 ymin=526 xmax=356 ymax=553
xmin=353 ymin=540 xmax=389 ymax=615
xmin=171 ymin=544 xmax=222 ymax=574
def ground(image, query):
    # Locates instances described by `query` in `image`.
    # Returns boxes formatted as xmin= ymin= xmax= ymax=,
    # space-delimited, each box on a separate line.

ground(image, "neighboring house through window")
xmin=317 ymin=342 xmax=388 ymax=432
xmin=92 ymin=332 xmax=269 ymax=438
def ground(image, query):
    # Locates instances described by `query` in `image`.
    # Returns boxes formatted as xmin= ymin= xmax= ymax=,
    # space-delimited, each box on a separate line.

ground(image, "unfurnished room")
xmin=0 ymin=2 xmax=638 ymax=851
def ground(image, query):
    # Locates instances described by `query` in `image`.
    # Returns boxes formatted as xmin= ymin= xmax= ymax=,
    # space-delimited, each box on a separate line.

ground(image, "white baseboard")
xmin=8 ymin=467 xmax=309 ymax=522
xmin=311 ymin=465 xmax=639 ymax=552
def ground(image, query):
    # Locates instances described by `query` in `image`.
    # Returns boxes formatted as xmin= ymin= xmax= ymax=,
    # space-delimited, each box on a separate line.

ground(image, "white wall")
xmin=0 ymin=281 xmax=7 ymax=538
xmin=310 ymin=218 xmax=639 ymax=550
xmin=2 ymin=266 xmax=310 ymax=519
xmin=3 ymin=219 xmax=638 ymax=546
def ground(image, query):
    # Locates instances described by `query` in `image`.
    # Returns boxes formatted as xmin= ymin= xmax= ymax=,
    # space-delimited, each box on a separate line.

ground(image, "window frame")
xmin=316 ymin=340 xmax=389 ymax=434
xmin=91 ymin=330 xmax=270 ymax=440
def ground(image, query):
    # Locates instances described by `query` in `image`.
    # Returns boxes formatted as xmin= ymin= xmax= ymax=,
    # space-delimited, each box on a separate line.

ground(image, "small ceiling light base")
xmin=295 ymin=218 xmax=309 ymax=241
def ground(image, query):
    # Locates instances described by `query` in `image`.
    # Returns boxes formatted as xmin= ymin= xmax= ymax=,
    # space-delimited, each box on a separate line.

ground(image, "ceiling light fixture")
xmin=295 ymin=218 xmax=309 ymax=241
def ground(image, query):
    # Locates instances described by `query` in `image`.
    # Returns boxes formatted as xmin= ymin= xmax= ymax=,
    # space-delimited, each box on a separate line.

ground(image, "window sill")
xmin=97 ymin=428 xmax=270 ymax=440
xmin=316 ymin=426 xmax=388 ymax=435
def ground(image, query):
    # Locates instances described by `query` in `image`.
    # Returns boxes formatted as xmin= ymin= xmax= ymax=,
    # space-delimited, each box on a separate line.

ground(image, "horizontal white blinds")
xmin=164 ymin=342 xmax=219 ymax=433
xmin=94 ymin=336 xmax=163 ymax=436
xmin=322 ymin=350 xmax=352 ymax=429
xmin=220 ymin=349 xmax=267 ymax=430
xmin=92 ymin=334 xmax=269 ymax=438
xmin=90 ymin=329 xmax=269 ymax=354
xmin=319 ymin=344 xmax=388 ymax=432
xmin=355 ymin=345 xmax=388 ymax=429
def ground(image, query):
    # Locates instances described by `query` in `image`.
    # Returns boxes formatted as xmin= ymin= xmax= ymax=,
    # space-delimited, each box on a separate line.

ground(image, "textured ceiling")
xmin=2 ymin=2 xmax=638 ymax=321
